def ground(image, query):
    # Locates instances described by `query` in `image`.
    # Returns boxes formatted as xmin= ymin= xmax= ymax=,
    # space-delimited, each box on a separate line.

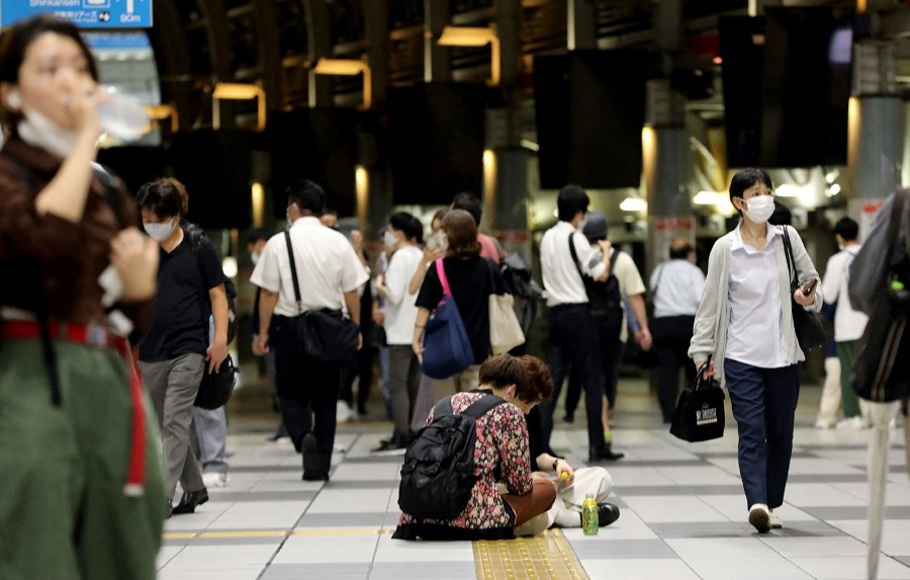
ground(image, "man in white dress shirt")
xmin=650 ymin=237 xmax=705 ymax=423
xmin=251 ymin=180 xmax=369 ymax=481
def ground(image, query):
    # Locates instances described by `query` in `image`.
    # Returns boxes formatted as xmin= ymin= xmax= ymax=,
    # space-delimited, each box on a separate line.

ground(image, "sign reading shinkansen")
xmin=1 ymin=0 xmax=153 ymax=29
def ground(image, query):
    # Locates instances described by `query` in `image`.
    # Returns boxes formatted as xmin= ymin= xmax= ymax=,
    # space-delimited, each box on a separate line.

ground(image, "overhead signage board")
xmin=1 ymin=0 xmax=153 ymax=29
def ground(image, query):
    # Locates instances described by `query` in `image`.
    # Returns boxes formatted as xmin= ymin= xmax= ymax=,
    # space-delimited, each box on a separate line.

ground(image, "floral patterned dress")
xmin=394 ymin=391 xmax=533 ymax=541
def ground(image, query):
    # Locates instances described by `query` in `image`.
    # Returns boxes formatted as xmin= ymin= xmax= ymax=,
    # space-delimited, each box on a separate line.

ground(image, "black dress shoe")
xmin=588 ymin=445 xmax=625 ymax=463
xmin=171 ymin=488 xmax=209 ymax=515
xmin=302 ymin=434 xmax=327 ymax=481
xmin=597 ymin=502 xmax=621 ymax=527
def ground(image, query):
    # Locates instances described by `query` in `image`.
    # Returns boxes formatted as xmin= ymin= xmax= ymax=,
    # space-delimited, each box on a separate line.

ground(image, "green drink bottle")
xmin=582 ymin=493 xmax=599 ymax=535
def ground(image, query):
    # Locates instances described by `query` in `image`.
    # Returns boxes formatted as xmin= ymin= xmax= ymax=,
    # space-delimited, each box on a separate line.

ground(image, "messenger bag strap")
xmin=568 ymin=232 xmax=584 ymax=282
xmin=435 ymin=259 xmax=453 ymax=297
xmin=284 ymin=231 xmax=303 ymax=315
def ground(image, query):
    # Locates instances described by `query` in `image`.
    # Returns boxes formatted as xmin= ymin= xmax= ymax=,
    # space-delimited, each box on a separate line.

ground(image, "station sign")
xmin=1 ymin=0 xmax=152 ymax=29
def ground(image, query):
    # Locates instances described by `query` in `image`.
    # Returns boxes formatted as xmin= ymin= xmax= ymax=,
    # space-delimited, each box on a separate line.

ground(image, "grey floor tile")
xmin=368 ymin=561 xmax=476 ymax=579
xmin=648 ymin=520 xmax=847 ymax=539
xmin=618 ymin=484 xmax=744 ymax=496
xmin=299 ymin=512 xmax=388 ymax=527
xmin=261 ymin=563 xmax=370 ymax=579
xmin=206 ymin=491 xmax=317 ymax=503
xmin=324 ymin=480 xmax=400 ymax=490
xmin=801 ymin=505 xmax=910 ymax=521
xmin=788 ymin=473 xmax=868 ymax=483
xmin=573 ymin=538 xmax=679 ymax=560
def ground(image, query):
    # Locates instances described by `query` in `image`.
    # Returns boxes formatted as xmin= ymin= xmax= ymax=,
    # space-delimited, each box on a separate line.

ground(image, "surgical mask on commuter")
xmin=143 ymin=219 xmax=176 ymax=242
xmin=383 ymin=230 xmax=399 ymax=250
xmin=576 ymin=218 xmax=588 ymax=234
xmin=741 ymin=195 xmax=775 ymax=224
xmin=17 ymin=104 xmax=79 ymax=159
xmin=251 ymin=252 xmax=260 ymax=266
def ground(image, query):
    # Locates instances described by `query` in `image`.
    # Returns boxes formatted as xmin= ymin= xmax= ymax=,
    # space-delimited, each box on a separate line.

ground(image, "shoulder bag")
xmin=421 ymin=259 xmax=475 ymax=379
xmin=486 ymin=258 xmax=525 ymax=354
xmin=284 ymin=231 xmax=359 ymax=367
xmin=781 ymin=227 xmax=827 ymax=351
xmin=195 ymin=355 xmax=238 ymax=410
xmin=669 ymin=355 xmax=725 ymax=442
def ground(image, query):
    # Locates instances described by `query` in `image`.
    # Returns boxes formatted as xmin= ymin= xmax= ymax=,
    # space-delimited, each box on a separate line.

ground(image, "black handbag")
xmin=781 ymin=227 xmax=827 ymax=351
xmin=285 ymin=232 xmax=359 ymax=368
xmin=669 ymin=356 xmax=725 ymax=442
xmin=194 ymin=355 xmax=237 ymax=410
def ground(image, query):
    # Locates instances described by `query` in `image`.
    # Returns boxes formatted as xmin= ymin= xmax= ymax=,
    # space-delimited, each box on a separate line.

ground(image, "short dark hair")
xmin=286 ymin=179 xmax=326 ymax=216
xmin=557 ymin=185 xmax=590 ymax=222
xmin=442 ymin=209 xmax=482 ymax=259
xmin=479 ymin=354 xmax=528 ymax=392
xmin=834 ymin=216 xmax=859 ymax=242
xmin=729 ymin=168 xmax=773 ymax=215
xmin=452 ymin=192 xmax=483 ymax=226
xmin=136 ymin=178 xmax=183 ymax=219
xmin=517 ymin=355 xmax=555 ymax=403
xmin=247 ymin=228 xmax=270 ymax=245
xmin=0 ymin=15 xmax=99 ymax=130
xmin=388 ymin=211 xmax=423 ymax=242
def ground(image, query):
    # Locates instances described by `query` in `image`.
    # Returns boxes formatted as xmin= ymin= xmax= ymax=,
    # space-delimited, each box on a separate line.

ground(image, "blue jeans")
xmin=724 ymin=358 xmax=801 ymax=510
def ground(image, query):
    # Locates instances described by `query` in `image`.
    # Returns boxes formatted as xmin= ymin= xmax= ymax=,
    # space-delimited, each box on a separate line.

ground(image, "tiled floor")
xmin=158 ymin=380 xmax=910 ymax=579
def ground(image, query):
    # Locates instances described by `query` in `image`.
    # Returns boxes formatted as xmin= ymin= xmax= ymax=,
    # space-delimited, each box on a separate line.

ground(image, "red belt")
xmin=1 ymin=319 xmax=147 ymax=496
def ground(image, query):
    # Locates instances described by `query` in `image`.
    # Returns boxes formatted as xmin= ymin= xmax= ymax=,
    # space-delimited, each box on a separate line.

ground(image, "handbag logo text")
xmin=696 ymin=404 xmax=718 ymax=426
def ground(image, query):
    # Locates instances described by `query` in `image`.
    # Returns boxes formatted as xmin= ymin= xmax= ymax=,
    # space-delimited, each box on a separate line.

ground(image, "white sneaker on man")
xmin=748 ymin=503 xmax=771 ymax=533
xmin=814 ymin=418 xmax=835 ymax=429
xmin=836 ymin=416 xmax=867 ymax=430
xmin=769 ymin=510 xmax=783 ymax=529
xmin=202 ymin=472 xmax=229 ymax=488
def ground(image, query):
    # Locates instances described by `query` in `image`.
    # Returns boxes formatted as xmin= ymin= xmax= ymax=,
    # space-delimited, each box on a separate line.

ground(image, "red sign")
xmin=654 ymin=217 xmax=694 ymax=231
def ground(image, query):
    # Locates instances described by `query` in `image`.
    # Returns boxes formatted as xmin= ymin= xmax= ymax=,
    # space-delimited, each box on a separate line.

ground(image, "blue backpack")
xmin=421 ymin=259 xmax=474 ymax=379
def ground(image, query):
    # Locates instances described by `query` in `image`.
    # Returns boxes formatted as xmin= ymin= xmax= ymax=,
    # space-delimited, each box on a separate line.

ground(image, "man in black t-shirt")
xmin=136 ymin=178 xmax=229 ymax=517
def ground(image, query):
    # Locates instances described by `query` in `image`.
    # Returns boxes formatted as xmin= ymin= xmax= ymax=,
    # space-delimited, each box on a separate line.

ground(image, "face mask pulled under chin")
xmin=742 ymin=195 xmax=775 ymax=224
xmin=144 ymin=220 xmax=176 ymax=242
xmin=17 ymin=106 xmax=79 ymax=158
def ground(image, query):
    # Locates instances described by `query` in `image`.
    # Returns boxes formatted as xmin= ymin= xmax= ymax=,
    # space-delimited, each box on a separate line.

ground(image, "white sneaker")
xmin=202 ymin=472 xmax=229 ymax=488
xmin=814 ymin=418 xmax=835 ymax=429
xmin=769 ymin=510 xmax=783 ymax=529
xmin=336 ymin=401 xmax=353 ymax=423
xmin=836 ymin=416 xmax=867 ymax=430
xmin=748 ymin=503 xmax=771 ymax=533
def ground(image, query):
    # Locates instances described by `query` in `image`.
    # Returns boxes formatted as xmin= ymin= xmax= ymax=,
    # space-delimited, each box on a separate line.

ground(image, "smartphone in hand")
xmin=802 ymin=278 xmax=819 ymax=296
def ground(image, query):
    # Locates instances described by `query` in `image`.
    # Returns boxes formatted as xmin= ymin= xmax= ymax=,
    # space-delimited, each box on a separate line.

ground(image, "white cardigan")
xmin=688 ymin=224 xmax=823 ymax=386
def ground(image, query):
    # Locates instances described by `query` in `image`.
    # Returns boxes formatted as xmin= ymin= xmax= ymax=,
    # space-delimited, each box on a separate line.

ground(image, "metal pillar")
xmin=644 ymin=79 xmax=694 ymax=276
xmin=848 ymin=42 xmax=903 ymax=238
xmin=485 ymin=108 xmax=530 ymax=257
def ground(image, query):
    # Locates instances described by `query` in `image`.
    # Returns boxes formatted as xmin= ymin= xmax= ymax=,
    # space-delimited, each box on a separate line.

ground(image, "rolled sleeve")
xmin=250 ymin=239 xmax=281 ymax=293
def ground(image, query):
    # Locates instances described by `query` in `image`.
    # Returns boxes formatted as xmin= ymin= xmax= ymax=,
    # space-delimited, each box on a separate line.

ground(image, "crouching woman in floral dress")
xmin=394 ymin=354 xmax=556 ymax=540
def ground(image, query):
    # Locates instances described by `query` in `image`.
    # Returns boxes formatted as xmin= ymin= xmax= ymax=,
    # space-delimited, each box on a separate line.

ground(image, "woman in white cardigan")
xmin=689 ymin=168 xmax=822 ymax=534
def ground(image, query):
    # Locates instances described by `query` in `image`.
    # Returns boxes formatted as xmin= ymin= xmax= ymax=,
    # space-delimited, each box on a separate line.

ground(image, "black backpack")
xmin=569 ymin=233 xmax=624 ymax=336
xmin=499 ymin=252 xmax=543 ymax=337
xmin=186 ymin=224 xmax=238 ymax=344
xmin=398 ymin=394 xmax=505 ymax=520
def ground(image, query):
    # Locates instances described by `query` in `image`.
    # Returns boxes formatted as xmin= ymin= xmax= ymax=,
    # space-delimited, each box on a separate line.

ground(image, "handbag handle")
xmin=435 ymin=259 xmax=453 ymax=297
xmin=694 ymin=354 xmax=714 ymax=391
xmin=781 ymin=226 xmax=801 ymax=292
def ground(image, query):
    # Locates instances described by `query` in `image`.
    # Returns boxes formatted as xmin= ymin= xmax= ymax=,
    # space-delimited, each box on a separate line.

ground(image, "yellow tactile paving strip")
xmin=473 ymin=529 xmax=589 ymax=580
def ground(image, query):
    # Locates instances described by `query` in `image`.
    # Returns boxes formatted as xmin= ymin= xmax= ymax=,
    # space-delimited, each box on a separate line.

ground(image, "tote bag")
xmin=669 ymin=356 xmax=725 ymax=442
xmin=486 ymin=259 xmax=525 ymax=354
xmin=422 ymin=259 xmax=475 ymax=379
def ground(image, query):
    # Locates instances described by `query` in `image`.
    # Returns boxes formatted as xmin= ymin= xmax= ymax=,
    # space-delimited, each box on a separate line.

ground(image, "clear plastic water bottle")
xmin=96 ymin=87 xmax=150 ymax=141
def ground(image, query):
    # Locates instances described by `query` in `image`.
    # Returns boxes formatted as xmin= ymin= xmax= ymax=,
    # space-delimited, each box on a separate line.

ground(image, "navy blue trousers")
xmin=724 ymin=358 xmax=801 ymax=510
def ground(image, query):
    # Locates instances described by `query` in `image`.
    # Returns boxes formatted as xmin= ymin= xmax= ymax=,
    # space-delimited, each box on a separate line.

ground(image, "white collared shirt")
xmin=251 ymin=217 xmax=369 ymax=317
xmin=725 ymin=223 xmax=788 ymax=368
xmin=540 ymin=221 xmax=607 ymax=306
xmin=382 ymin=244 xmax=423 ymax=345
xmin=651 ymin=259 xmax=706 ymax=318
xmin=821 ymin=245 xmax=868 ymax=341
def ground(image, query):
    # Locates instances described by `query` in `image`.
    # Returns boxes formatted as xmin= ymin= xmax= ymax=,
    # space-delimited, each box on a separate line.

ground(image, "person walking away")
xmin=373 ymin=212 xmax=425 ymax=453
xmin=136 ymin=178 xmax=229 ymax=515
xmin=822 ymin=217 xmax=870 ymax=430
xmin=0 ymin=15 xmax=166 ymax=578
xmin=651 ymin=237 xmax=705 ymax=423
xmin=251 ymin=179 xmax=368 ymax=481
xmin=689 ymin=168 xmax=822 ymax=533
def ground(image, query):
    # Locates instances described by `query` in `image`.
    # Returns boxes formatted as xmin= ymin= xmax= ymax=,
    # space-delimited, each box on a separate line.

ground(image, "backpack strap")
xmin=461 ymin=393 xmax=506 ymax=420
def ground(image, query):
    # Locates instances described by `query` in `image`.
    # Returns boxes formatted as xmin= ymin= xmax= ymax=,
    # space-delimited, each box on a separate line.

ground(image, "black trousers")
xmin=541 ymin=304 xmax=604 ymax=451
xmin=271 ymin=315 xmax=339 ymax=474
xmin=340 ymin=343 xmax=375 ymax=413
xmin=565 ymin=311 xmax=623 ymax=417
xmin=652 ymin=315 xmax=697 ymax=422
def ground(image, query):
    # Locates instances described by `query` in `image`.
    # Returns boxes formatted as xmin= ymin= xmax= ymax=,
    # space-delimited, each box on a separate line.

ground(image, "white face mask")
xmin=144 ymin=219 xmax=176 ymax=242
xmin=383 ymin=230 xmax=399 ymax=250
xmin=741 ymin=195 xmax=775 ymax=224
xmin=577 ymin=218 xmax=588 ymax=233
xmin=251 ymin=252 xmax=260 ymax=265
xmin=17 ymin=105 xmax=79 ymax=159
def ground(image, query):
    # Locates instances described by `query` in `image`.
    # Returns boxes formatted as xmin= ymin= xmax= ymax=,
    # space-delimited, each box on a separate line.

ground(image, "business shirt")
xmin=540 ymin=221 xmax=607 ymax=307
xmin=251 ymin=216 xmax=368 ymax=317
xmin=821 ymin=245 xmax=868 ymax=342
xmin=650 ymin=259 xmax=705 ymax=318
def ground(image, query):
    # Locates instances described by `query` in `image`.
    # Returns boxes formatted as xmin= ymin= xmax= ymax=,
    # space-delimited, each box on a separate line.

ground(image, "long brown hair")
xmin=443 ymin=209 xmax=481 ymax=259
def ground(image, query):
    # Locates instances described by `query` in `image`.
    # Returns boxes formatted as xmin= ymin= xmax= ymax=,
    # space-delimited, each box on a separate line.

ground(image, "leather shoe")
xmin=597 ymin=502 xmax=621 ymax=527
xmin=588 ymin=445 xmax=625 ymax=463
xmin=171 ymin=488 xmax=209 ymax=515
xmin=302 ymin=434 xmax=327 ymax=481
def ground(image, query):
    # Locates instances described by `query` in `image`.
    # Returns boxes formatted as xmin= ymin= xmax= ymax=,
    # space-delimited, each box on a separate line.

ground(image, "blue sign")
xmin=1 ymin=0 xmax=153 ymax=29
